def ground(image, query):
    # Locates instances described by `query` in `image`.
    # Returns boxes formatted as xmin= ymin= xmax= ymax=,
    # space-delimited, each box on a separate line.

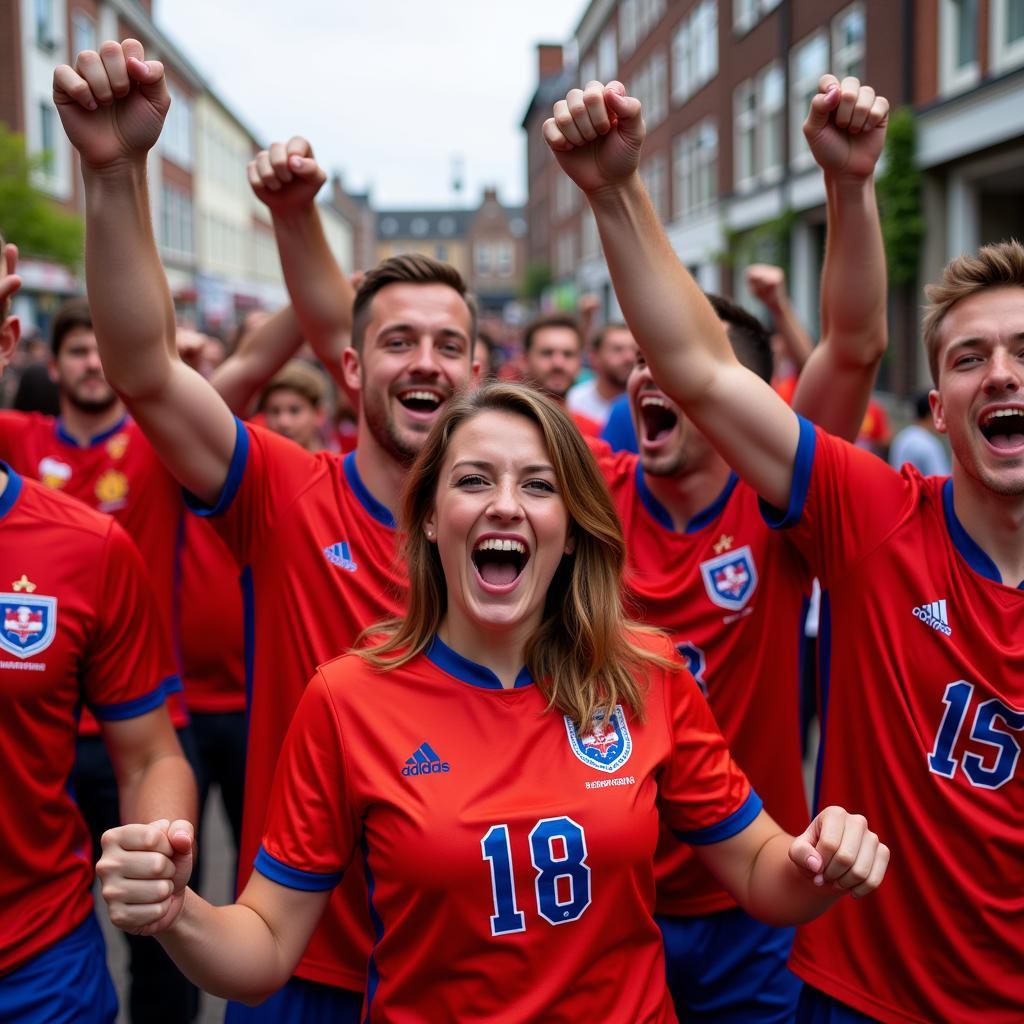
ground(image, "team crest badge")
xmin=39 ymin=456 xmax=72 ymax=490
xmin=565 ymin=705 xmax=632 ymax=773
xmin=0 ymin=593 xmax=57 ymax=659
xmin=700 ymin=544 xmax=758 ymax=611
xmin=107 ymin=433 xmax=129 ymax=460
xmin=95 ymin=470 xmax=129 ymax=510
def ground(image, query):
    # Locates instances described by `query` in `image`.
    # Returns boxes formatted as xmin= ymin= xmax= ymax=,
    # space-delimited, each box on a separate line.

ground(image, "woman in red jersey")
xmin=99 ymin=382 xmax=888 ymax=1023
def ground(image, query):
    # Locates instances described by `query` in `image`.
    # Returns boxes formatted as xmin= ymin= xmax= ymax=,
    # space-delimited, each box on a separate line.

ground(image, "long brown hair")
xmin=356 ymin=381 xmax=669 ymax=727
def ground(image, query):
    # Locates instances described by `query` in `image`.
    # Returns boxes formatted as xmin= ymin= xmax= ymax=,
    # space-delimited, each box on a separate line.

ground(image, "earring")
xmin=426 ymin=529 xmax=434 ymax=539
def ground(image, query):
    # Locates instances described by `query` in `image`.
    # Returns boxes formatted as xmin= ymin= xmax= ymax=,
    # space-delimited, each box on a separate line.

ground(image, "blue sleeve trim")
xmin=183 ymin=417 xmax=250 ymax=518
xmin=674 ymin=789 xmax=763 ymax=846
xmin=162 ymin=673 xmax=183 ymax=695
xmin=90 ymin=683 xmax=167 ymax=721
xmin=254 ymin=846 xmax=342 ymax=892
xmin=759 ymin=414 xmax=816 ymax=530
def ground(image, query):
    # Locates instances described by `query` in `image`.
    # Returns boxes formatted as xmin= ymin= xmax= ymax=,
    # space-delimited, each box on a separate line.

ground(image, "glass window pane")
xmin=956 ymin=0 xmax=978 ymax=68
xmin=1007 ymin=0 xmax=1024 ymax=43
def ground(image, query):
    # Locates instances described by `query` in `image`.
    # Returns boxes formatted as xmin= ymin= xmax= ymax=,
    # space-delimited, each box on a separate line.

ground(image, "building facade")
xmin=523 ymin=0 xmax=1024 ymax=395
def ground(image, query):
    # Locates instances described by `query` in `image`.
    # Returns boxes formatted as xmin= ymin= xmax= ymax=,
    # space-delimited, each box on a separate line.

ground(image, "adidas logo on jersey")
xmin=401 ymin=742 xmax=451 ymax=777
xmin=913 ymin=599 xmax=952 ymax=636
xmin=323 ymin=541 xmax=357 ymax=572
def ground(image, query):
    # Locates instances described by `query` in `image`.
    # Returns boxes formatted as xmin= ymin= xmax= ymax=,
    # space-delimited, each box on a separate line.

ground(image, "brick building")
xmin=523 ymin=0 xmax=1024 ymax=395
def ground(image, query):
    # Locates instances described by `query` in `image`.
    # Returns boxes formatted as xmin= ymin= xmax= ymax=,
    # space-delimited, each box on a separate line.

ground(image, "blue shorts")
xmin=225 ymin=976 xmax=362 ymax=1024
xmin=797 ymin=985 xmax=880 ymax=1023
xmin=657 ymin=906 xmax=801 ymax=1023
xmin=0 ymin=913 xmax=117 ymax=1024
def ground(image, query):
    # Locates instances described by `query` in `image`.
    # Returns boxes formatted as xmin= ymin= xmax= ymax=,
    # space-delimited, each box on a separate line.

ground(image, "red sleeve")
xmin=83 ymin=522 xmax=172 ymax=720
xmin=184 ymin=418 xmax=320 ymax=565
xmin=0 ymin=410 xmax=32 ymax=471
xmin=656 ymin=651 xmax=761 ymax=844
xmin=762 ymin=416 xmax=918 ymax=586
xmin=255 ymin=669 xmax=358 ymax=890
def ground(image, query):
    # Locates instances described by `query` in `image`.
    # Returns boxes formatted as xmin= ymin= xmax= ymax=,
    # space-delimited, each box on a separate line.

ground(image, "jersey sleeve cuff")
xmin=673 ymin=789 xmax=763 ymax=846
xmin=90 ymin=682 xmax=167 ymax=722
xmin=254 ymin=846 xmax=343 ymax=892
xmin=183 ymin=417 xmax=250 ymax=518
xmin=759 ymin=415 xmax=816 ymax=530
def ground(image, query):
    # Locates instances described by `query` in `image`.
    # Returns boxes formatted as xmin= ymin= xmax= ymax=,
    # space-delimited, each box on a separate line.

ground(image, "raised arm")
xmin=792 ymin=75 xmax=889 ymax=440
xmin=207 ymin=306 xmax=305 ymax=416
xmin=54 ymin=39 xmax=234 ymax=505
xmin=248 ymin=139 xmax=355 ymax=387
xmin=746 ymin=264 xmax=813 ymax=372
xmin=543 ymin=83 xmax=799 ymax=508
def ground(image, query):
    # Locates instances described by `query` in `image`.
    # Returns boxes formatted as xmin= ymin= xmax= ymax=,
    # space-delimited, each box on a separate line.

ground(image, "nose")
xmin=487 ymin=478 xmax=523 ymax=522
xmin=408 ymin=336 xmax=441 ymax=378
xmin=983 ymin=347 xmax=1021 ymax=394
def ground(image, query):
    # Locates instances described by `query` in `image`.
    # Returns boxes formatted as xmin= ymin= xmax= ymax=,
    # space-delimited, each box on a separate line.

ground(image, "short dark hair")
xmin=705 ymin=293 xmax=773 ymax=383
xmin=51 ymin=296 xmax=93 ymax=356
xmin=913 ymin=391 xmax=932 ymax=420
xmin=522 ymin=313 xmax=581 ymax=353
xmin=351 ymin=253 xmax=477 ymax=353
xmin=259 ymin=360 xmax=327 ymax=411
xmin=592 ymin=322 xmax=629 ymax=351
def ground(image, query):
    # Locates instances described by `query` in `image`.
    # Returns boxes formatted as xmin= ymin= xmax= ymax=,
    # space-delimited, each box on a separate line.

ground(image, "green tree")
xmin=520 ymin=261 xmax=552 ymax=302
xmin=876 ymin=108 xmax=923 ymax=288
xmin=0 ymin=125 xmax=84 ymax=267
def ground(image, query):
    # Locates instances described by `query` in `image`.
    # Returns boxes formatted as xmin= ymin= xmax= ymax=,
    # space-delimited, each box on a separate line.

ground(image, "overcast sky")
xmin=155 ymin=0 xmax=583 ymax=209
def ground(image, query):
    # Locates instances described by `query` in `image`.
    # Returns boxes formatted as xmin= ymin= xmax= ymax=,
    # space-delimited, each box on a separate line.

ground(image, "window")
xmin=438 ymin=216 xmax=456 ymax=235
xmin=648 ymin=50 xmax=668 ymax=127
xmin=497 ymin=242 xmax=514 ymax=277
xmin=619 ymin=0 xmax=638 ymax=57
xmin=435 ymin=244 xmax=448 ymax=261
xmin=734 ymin=81 xmax=757 ymax=188
xmin=160 ymin=184 xmax=194 ymax=257
xmin=38 ymin=102 xmax=56 ymax=175
xmin=580 ymin=55 xmax=597 ymax=87
xmin=674 ymin=119 xmax=718 ymax=218
xmin=475 ymin=243 xmax=492 ymax=275
xmin=990 ymin=0 xmax=1024 ymax=72
xmin=410 ymin=217 xmax=429 ymax=236
xmin=939 ymin=0 xmax=980 ymax=94
xmin=72 ymin=11 xmax=97 ymax=57
xmin=734 ymin=0 xmax=780 ymax=35
xmin=581 ymin=208 xmax=600 ymax=260
xmin=672 ymin=0 xmax=718 ymax=105
xmin=34 ymin=0 xmax=56 ymax=50
xmin=789 ymin=31 xmax=829 ymax=168
xmin=161 ymin=86 xmax=193 ymax=169
xmin=555 ymin=230 xmax=577 ymax=277
xmin=380 ymin=217 xmax=398 ymax=236
xmin=555 ymin=173 xmax=578 ymax=218
xmin=759 ymin=63 xmax=785 ymax=180
xmin=640 ymin=152 xmax=667 ymax=220
xmin=598 ymin=26 xmax=617 ymax=82
xmin=832 ymin=4 xmax=866 ymax=82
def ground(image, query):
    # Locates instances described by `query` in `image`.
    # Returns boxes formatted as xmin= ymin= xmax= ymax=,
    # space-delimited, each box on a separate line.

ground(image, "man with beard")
xmin=567 ymin=322 xmax=637 ymax=428
xmin=557 ymin=74 xmax=890 ymax=1021
xmin=55 ymin=38 xmax=477 ymax=1022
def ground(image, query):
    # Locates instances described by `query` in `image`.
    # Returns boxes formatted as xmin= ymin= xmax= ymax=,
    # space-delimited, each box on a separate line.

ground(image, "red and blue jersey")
xmin=258 ymin=634 xmax=760 ymax=1023
xmin=599 ymin=452 xmax=812 ymax=915
xmin=0 ymin=411 xmax=185 ymax=732
xmin=186 ymin=420 xmax=407 ymax=989
xmin=0 ymin=468 xmax=170 ymax=974
xmin=773 ymin=418 xmax=1024 ymax=1023
xmin=178 ymin=515 xmax=245 ymax=715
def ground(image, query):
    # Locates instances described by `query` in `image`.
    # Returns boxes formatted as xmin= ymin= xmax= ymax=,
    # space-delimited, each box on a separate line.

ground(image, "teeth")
xmin=475 ymin=538 xmax=526 ymax=555
xmin=640 ymin=396 xmax=668 ymax=409
xmin=401 ymin=390 xmax=440 ymax=404
xmin=983 ymin=408 xmax=1023 ymax=425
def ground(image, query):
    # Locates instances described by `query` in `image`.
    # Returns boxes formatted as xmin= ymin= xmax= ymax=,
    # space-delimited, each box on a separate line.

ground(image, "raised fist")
xmin=803 ymin=74 xmax=889 ymax=181
xmin=53 ymin=38 xmax=169 ymax=170
xmin=248 ymin=137 xmax=327 ymax=216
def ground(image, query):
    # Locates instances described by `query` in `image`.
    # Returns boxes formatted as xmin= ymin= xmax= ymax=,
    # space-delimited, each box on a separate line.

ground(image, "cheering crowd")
xmin=0 ymin=34 xmax=1021 ymax=1024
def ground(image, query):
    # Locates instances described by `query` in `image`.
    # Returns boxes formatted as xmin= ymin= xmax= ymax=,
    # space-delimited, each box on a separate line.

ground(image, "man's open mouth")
xmin=397 ymin=389 xmax=443 ymax=414
xmin=979 ymin=407 xmax=1024 ymax=450
xmin=639 ymin=395 xmax=678 ymax=444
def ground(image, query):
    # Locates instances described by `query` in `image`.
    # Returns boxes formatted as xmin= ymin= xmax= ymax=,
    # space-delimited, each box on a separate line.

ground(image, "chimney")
xmin=537 ymin=44 xmax=564 ymax=80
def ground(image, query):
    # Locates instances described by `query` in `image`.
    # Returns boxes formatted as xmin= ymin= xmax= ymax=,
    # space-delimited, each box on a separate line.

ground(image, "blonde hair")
xmin=356 ymin=381 xmax=669 ymax=727
xmin=922 ymin=239 xmax=1024 ymax=384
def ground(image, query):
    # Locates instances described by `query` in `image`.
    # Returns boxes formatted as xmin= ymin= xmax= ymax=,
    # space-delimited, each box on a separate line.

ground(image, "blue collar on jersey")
xmin=942 ymin=478 xmax=1024 ymax=589
xmin=343 ymin=451 xmax=396 ymax=529
xmin=55 ymin=413 xmax=128 ymax=449
xmin=425 ymin=634 xmax=534 ymax=690
xmin=0 ymin=462 xmax=23 ymax=521
xmin=635 ymin=462 xmax=739 ymax=534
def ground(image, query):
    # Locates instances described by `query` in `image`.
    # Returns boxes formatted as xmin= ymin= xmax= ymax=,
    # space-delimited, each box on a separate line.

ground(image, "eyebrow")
xmin=451 ymin=459 xmax=556 ymax=474
xmin=378 ymin=322 xmax=469 ymax=342
xmin=945 ymin=332 xmax=1024 ymax=360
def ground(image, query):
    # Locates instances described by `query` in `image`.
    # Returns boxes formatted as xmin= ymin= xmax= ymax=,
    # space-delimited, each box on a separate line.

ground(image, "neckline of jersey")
xmin=425 ymin=634 xmax=534 ymax=690
xmin=0 ymin=463 xmax=23 ymax=521
xmin=635 ymin=462 xmax=739 ymax=534
xmin=54 ymin=414 xmax=129 ymax=449
xmin=342 ymin=451 xmax=396 ymax=529
xmin=942 ymin=477 xmax=1024 ymax=589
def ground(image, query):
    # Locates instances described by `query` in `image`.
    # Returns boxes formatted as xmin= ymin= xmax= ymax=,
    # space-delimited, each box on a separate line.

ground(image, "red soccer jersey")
xmin=187 ymin=420 xmax=407 ymax=989
xmin=179 ymin=515 xmax=245 ymax=714
xmin=0 ymin=468 xmax=170 ymax=973
xmin=258 ymin=635 xmax=760 ymax=1023
xmin=599 ymin=452 xmax=811 ymax=915
xmin=0 ymin=411 xmax=185 ymax=731
xmin=775 ymin=419 xmax=1024 ymax=1023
